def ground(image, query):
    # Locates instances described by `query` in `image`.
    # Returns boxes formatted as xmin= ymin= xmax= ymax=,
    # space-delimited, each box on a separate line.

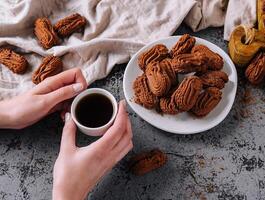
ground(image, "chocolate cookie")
xmin=54 ymin=13 xmax=87 ymax=37
xmin=172 ymin=76 xmax=203 ymax=111
xmin=245 ymin=52 xmax=265 ymax=85
xmin=129 ymin=149 xmax=167 ymax=176
xmin=170 ymin=34 xmax=195 ymax=57
xmin=138 ymin=44 xmax=169 ymax=71
xmin=171 ymin=53 xmax=208 ymax=74
xmin=192 ymin=45 xmax=224 ymax=70
xmin=197 ymin=70 xmax=228 ymax=89
xmin=159 ymin=97 xmax=179 ymax=114
xmin=145 ymin=62 xmax=172 ymax=97
xmin=0 ymin=49 xmax=28 ymax=74
xmin=133 ymin=74 xmax=159 ymax=109
xmin=191 ymin=87 xmax=222 ymax=117
xmin=159 ymin=58 xmax=178 ymax=85
xmin=32 ymin=56 xmax=63 ymax=84
xmin=34 ymin=18 xmax=59 ymax=49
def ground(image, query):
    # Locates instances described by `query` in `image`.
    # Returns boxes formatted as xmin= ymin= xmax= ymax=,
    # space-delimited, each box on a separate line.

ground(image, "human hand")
xmin=53 ymin=100 xmax=133 ymax=200
xmin=0 ymin=68 xmax=87 ymax=129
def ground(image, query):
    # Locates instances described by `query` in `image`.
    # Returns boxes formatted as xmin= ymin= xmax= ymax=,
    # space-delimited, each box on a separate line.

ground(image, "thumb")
xmin=46 ymin=83 xmax=84 ymax=108
xmin=60 ymin=112 xmax=77 ymax=152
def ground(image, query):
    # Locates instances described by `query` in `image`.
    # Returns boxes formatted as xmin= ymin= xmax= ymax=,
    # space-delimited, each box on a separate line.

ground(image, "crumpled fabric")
xmin=0 ymin=0 xmax=257 ymax=99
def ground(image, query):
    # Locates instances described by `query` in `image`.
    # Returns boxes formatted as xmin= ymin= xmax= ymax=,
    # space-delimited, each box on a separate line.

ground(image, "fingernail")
xmin=65 ymin=112 xmax=71 ymax=122
xmin=73 ymin=83 xmax=83 ymax=93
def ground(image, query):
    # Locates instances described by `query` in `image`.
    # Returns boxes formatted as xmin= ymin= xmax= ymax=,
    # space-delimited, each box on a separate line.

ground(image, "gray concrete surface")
xmin=1 ymin=24 xmax=265 ymax=200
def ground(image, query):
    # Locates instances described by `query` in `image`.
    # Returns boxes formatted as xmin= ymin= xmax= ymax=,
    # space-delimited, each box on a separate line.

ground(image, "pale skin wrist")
xmin=52 ymin=189 xmax=73 ymax=200
xmin=52 ymin=102 xmax=133 ymax=200
xmin=0 ymin=100 xmax=15 ymax=129
xmin=0 ymin=68 xmax=87 ymax=130
xmin=53 ymin=184 xmax=89 ymax=200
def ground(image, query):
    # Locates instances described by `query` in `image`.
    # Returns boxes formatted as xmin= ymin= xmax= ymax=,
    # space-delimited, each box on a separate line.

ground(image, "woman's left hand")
xmin=0 ymin=68 xmax=87 ymax=129
xmin=53 ymin=100 xmax=133 ymax=200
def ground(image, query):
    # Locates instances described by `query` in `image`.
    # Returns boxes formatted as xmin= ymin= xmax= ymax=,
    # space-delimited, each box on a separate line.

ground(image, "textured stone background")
xmin=0 ymin=24 xmax=265 ymax=200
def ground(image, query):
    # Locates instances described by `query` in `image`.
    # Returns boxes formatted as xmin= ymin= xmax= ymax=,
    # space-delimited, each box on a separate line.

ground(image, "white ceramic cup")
xmin=71 ymin=88 xmax=118 ymax=136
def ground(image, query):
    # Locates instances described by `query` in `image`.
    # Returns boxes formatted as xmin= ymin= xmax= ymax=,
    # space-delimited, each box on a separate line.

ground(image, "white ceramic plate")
xmin=123 ymin=36 xmax=237 ymax=134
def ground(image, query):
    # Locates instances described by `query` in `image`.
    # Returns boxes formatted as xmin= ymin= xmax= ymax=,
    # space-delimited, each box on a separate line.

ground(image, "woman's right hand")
xmin=53 ymin=100 xmax=133 ymax=200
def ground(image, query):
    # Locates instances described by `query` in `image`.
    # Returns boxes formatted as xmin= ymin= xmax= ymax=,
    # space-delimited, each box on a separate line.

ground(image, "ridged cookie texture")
xmin=171 ymin=53 xmax=208 ymax=74
xmin=192 ymin=45 xmax=224 ymax=70
xmin=245 ymin=52 xmax=265 ymax=85
xmin=170 ymin=34 xmax=195 ymax=58
xmin=145 ymin=62 xmax=172 ymax=97
xmin=138 ymin=44 xmax=169 ymax=71
xmin=159 ymin=58 xmax=178 ymax=85
xmin=191 ymin=87 xmax=222 ymax=117
xmin=132 ymin=34 xmax=228 ymax=117
xmin=172 ymin=76 xmax=203 ymax=111
xmin=0 ymin=49 xmax=28 ymax=74
xmin=133 ymin=74 xmax=158 ymax=109
xmin=129 ymin=149 xmax=167 ymax=176
xmin=54 ymin=13 xmax=86 ymax=37
xmin=197 ymin=70 xmax=228 ymax=89
xmin=32 ymin=56 xmax=63 ymax=84
xmin=34 ymin=18 xmax=59 ymax=49
xmin=159 ymin=97 xmax=179 ymax=115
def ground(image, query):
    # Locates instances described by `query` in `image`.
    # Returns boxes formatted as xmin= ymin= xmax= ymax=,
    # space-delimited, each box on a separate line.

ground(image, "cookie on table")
xmin=129 ymin=149 xmax=167 ymax=176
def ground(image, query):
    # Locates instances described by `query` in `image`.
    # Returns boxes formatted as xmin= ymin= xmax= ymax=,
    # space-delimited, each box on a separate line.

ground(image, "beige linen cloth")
xmin=0 ymin=0 xmax=257 ymax=100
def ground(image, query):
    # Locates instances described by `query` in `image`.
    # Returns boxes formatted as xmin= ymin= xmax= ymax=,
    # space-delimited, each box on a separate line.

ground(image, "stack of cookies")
xmin=133 ymin=34 xmax=229 ymax=117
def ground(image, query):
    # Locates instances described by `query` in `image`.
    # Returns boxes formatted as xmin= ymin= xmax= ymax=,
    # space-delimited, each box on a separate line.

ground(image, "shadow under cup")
xmin=71 ymin=88 xmax=118 ymax=136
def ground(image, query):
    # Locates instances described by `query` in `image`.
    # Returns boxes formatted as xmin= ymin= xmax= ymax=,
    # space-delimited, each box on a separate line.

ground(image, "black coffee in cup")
xmin=75 ymin=93 xmax=113 ymax=128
